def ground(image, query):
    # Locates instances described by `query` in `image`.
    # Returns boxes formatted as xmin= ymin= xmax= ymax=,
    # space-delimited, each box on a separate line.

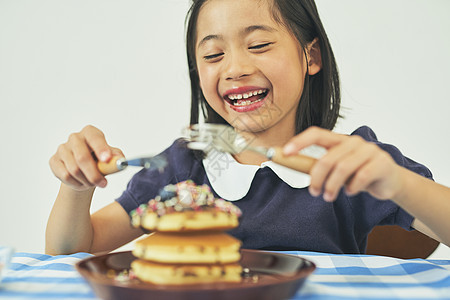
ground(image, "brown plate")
xmin=76 ymin=249 xmax=315 ymax=300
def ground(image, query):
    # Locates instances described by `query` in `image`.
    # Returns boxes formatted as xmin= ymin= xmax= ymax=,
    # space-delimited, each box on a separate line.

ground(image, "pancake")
xmin=131 ymin=259 xmax=243 ymax=285
xmin=130 ymin=180 xmax=242 ymax=232
xmin=132 ymin=209 xmax=239 ymax=232
xmin=132 ymin=231 xmax=241 ymax=264
xmin=129 ymin=180 xmax=244 ymax=285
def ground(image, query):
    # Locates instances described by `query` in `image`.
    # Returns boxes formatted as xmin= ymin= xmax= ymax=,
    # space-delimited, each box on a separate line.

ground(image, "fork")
xmin=186 ymin=124 xmax=318 ymax=174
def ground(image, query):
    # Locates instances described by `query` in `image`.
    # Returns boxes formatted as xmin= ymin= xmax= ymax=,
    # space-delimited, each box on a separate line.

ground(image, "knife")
xmin=97 ymin=153 xmax=168 ymax=175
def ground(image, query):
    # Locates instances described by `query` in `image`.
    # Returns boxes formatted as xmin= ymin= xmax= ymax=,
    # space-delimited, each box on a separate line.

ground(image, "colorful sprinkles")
xmin=130 ymin=180 xmax=242 ymax=219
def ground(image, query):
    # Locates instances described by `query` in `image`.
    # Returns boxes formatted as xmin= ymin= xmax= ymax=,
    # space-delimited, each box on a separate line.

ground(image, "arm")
xmin=283 ymin=126 xmax=450 ymax=247
xmin=45 ymin=125 xmax=142 ymax=255
xmin=393 ymin=167 xmax=450 ymax=245
xmin=45 ymin=186 xmax=144 ymax=255
xmin=45 ymin=185 xmax=95 ymax=255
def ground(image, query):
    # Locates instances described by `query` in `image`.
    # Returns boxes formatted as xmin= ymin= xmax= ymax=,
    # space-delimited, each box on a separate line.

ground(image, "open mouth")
xmin=224 ymin=89 xmax=269 ymax=107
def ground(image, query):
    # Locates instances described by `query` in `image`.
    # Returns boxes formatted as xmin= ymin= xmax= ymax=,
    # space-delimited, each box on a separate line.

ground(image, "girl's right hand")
xmin=49 ymin=125 xmax=124 ymax=191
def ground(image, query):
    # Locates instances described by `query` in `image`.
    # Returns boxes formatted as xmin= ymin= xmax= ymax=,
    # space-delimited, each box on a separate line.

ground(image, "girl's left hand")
xmin=283 ymin=126 xmax=403 ymax=202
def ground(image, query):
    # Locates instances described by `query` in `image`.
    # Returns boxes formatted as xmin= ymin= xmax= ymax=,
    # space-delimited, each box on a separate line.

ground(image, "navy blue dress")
xmin=116 ymin=126 xmax=433 ymax=254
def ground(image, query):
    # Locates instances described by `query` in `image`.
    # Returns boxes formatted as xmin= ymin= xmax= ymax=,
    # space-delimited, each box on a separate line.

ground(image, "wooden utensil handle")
xmin=269 ymin=147 xmax=317 ymax=174
xmin=97 ymin=156 xmax=123 ymax=175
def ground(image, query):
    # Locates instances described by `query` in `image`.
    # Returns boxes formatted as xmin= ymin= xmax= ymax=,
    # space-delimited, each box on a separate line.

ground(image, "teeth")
xmin=232 ymin=98 xmax=263 ymax=106
xmin=227 ymin=89 xmax=266 ymax=101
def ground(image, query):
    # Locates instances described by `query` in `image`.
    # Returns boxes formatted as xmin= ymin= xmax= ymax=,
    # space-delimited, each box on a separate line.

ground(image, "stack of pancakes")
xmin=129 ymin=180 xmax=243 ymax=285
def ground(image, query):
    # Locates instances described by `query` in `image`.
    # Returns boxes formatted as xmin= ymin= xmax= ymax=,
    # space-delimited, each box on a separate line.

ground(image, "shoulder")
xmin=162 ymin=138 xmax=203 ymax=170
xmin=349 ymin=125 xmax=433 ymax=179
xmin=349 ymin=125 xmax=379 ymax=141
xmin=145 ymin=137 xmax=208 ymax=184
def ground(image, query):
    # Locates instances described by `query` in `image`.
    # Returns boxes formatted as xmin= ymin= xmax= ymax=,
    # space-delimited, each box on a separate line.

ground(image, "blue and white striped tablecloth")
xmin=1 ymin=251 xmax=449 ymax=299
xmin=1 ymin=252 xmax=95 ymax=300
xmin=295 ymin=251 xmax=450 ymax=299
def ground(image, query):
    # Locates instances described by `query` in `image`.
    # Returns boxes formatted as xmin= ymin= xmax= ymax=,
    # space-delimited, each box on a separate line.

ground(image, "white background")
xmin=0 ymin=0 xmax=449 ymax=258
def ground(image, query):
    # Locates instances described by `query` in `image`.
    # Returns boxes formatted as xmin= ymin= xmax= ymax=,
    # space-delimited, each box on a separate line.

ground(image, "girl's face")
xmin=195 ymin=0 xmax=314 ymax=139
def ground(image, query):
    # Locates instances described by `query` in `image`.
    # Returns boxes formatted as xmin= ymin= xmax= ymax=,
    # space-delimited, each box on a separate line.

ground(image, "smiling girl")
xmin=46 ymin=0 xmax=450 ymax=255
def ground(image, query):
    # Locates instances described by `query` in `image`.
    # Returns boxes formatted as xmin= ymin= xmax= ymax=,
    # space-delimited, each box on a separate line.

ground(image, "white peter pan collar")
xmin=202 ymin=146 xmax=326 ymax=201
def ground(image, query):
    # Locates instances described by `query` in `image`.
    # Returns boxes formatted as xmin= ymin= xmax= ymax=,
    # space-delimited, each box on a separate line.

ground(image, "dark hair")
xmin=186 ymin=0 xmax=340 ymax=133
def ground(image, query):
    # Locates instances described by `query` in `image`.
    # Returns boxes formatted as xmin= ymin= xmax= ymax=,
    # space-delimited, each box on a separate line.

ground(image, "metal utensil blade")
xmin=120 ymin=154 xmax=168 ymax=171
xmin=186 ymin=124 xmax=242 ymax=154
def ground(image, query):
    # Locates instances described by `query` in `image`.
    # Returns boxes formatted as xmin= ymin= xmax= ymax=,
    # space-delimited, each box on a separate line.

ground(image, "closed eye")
xmin=204 ymin=53 xmax=224 ymax=61
xmin=249 ymin=42 xmax=272 ymax=50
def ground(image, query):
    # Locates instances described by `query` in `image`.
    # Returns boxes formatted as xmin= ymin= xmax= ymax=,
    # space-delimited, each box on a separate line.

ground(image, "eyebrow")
xmin=197 ymin=25 xmax=276 ymax=49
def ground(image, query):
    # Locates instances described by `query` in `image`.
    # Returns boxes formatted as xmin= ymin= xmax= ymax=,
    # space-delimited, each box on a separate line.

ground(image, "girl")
xmin=46 ymin=0 xmax=450 ymax=255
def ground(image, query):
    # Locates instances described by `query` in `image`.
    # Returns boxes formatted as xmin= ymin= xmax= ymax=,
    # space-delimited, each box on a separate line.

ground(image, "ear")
xmin=306 ymin=38 xmax=322 ymax=75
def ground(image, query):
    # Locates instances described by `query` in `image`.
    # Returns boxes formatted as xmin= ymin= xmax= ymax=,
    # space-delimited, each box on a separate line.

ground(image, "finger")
xmin=49 ymin=156 xmax=84 ymax=189
xmin=308 ymin=135 xmax=365 ymax=197
xmin=57 ymin=143 xmax=95 ymax=187
xmin=345 ymin=163 xmax=375 ymax=197
xmin=68 ymin=133 xmax=107 ymax=187
xmin=346 ymin=150 xmax=395 ymax=199
xmin=322 ymin=142 xmax=376 ymax=201
xmin=61 ymin=158 xmax=94 ymax=189
xmin=82 ymin=125 xmax=112 ymax=162
xmin=111 ymin=147 xmax=125 ymax=158
xmin=283 ymin=126 xmax=345 ymax=155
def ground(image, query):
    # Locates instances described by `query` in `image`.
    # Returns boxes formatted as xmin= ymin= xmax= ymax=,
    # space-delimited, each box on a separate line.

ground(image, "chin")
xmin=225 ymin=115 xmax=272 ymax=134
xmin=227 ymin=110 xmax=279 ymax=133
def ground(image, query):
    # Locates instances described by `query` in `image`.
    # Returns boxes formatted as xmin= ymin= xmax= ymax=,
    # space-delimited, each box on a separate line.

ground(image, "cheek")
xmin=269 ymin=53 xmax=306 ymax=99
xmin=198 ymin=65 xmax=223 ymax=107
xmin=197 ymin=65 xmax=213 ymax=93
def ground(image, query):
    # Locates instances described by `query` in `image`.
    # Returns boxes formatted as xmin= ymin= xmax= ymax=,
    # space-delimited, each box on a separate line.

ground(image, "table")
xmin=1 ymin=251 xmax=449 ymax=299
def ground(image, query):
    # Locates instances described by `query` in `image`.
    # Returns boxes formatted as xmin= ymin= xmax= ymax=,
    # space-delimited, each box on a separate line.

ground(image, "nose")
xmin=223 ymin=51 xmax=254 ymax=81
